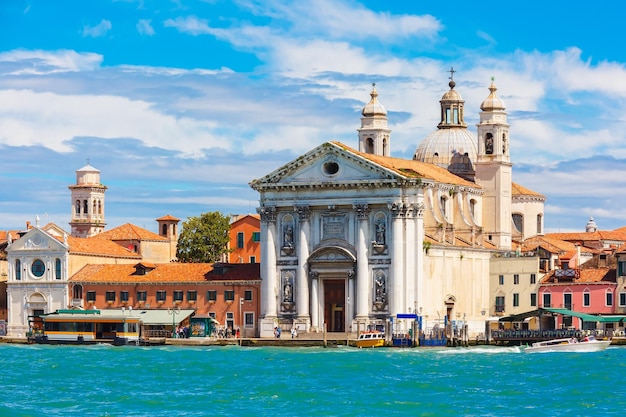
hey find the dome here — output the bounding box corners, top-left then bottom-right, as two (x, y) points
(585, 217), (598, 233)
(413, 127), (477, 179)
(361, 84), (387, 117)
(480, 79), (506, 111)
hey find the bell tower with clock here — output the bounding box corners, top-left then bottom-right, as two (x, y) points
(68, 162), (108, 238)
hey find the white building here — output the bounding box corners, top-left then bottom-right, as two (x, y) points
(251, 76), (545, 338)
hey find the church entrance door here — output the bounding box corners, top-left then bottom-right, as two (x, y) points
(324, 279), (345, 332)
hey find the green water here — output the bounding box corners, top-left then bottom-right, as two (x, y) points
(0, 344), (623, 416)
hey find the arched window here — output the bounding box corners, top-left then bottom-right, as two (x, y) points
(440, 195), (447, 218)
(15, 259), (21, 280)
(469, 199), (476, 218)
(162, 224), (167, 236)
(73, 284), (83, 300)
(513, 213), (523, 233)
(83, 200), (88, 214)
(537, 214), (543, 234)
(485, 133), (494, 154)
(366, 138), (374, 153)
(92, 200), (97, 215)
(55, 258), (62, 280)
(502, 133), (507, 154)
(382, 138), (387, 155)
(75, 200), (81, 214)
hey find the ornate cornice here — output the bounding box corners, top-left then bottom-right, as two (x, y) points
(257, 205), (277, 223)
(353, 203), (369, 220)
(295, 205), (311, 221)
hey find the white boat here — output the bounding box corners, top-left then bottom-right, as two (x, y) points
(524, 335), (611, 353)
(356, 331), (386, 348)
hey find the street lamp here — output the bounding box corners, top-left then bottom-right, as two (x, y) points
(168, 306), (180, 338)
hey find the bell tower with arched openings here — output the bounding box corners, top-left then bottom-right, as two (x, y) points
(68, 162), (108, 238)
(358, 83), (391, 156)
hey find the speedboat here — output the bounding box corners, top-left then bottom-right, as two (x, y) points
(356, 331), (385, 348)
(524, 335), (611, 353)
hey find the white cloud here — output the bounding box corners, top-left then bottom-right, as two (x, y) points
(137, 19), (155, 36)
(82, 19), (112, 38)
(0, 49), (103, 74)
(0, 89), (225, 155)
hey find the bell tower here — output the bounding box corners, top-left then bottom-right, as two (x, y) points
(68, 162), (108, 238)
(475, 79), (512, 250)
(358, 83), (391, 156)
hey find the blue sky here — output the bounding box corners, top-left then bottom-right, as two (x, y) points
(1, 0), (626, 234)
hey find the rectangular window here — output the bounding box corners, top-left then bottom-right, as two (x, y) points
(187, 290), (197, 302)
(607, 292), (613, 307)
(498, 275), (504, 285)
(530, 293), (537, 307)
(513, 274), (519, 285)
(530, 274), (536, 284)
(173, 290), (183, 302)
(620, 293), (626, 307)
(207, 290), (217, 302)
(237, 232), (244, 248)
(156, 290), (167, 302)
(513, 293), (519, 307)
(120, 291), (129, 302)
(564, 293), (572, 310)
(137, 291), (147, 302)
(55, 259), (62, 280)
(244, 312), (254, 328)
(543, 293), (551, 308)
(619, 261), (626, 276)
(86, 291), (96, 302)
(209, 312), (216, 320)
(252, 232), (261, 242)
(244, 290), (253, 301)
(224, 290), (235, 302)
(495, 296), (505, 313)
(583, 292), (590, 307)
(250, 256), (256, 264)
(105, 291), (116, 302)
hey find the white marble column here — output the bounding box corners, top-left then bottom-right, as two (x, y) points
(354, 204), (369, 319)
(310, 272), (320, 331)
(415, 203), (425, 313)
(296, 205), (311, 323)
(389, 202), (405, 316)
(258, 206), (278, 319)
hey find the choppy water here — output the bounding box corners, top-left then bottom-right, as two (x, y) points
(0, 343), (623, 416)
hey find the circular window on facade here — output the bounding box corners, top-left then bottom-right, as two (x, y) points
(322, 161), (340, 176)
(31, 259), (45, 277)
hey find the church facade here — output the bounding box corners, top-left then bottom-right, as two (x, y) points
(251, 76), (545, 337)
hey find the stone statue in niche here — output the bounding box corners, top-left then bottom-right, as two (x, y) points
(283, 278), (293, 303)
(282, 223), (295, 255)
(375, 220), (386, 245)
(375, 275), (386, 303)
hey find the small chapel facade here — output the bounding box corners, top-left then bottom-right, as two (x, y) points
(251, 76), (545, 338)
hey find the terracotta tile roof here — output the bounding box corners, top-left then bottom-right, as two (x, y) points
(65, 236), (141, 258)
(70, 262), (260, 283)
(93, 223), (167, 242)
(520, 235), (578, 254)
(546, 230), (626, 243)
(231, 214), (261, 225)
(511, 182), (545, 197)
(156, 214), (180, 221)
(333, 142), (478, 188)
(540, 253), (617, 284)
(0, 230), (20, 242)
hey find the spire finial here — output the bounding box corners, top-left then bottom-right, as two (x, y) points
(86, 157), (90, 166)
(448, 66), (456, 89)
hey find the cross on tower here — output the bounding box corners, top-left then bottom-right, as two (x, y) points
(448, 66), (456, 81)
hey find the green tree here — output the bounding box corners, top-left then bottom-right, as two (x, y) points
(176, 211), (232, 263)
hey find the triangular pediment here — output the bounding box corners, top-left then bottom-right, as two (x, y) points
(250, 142), (403, 190)
(6, 227), (67, 253)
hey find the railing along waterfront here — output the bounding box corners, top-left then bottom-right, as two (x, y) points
(491, 329), (609, 345)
